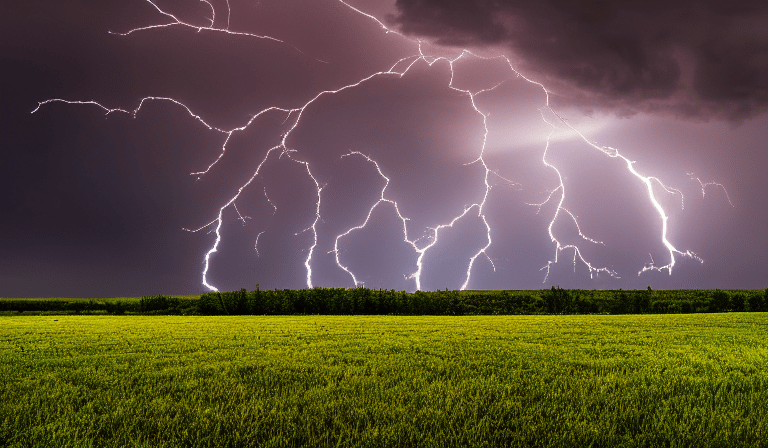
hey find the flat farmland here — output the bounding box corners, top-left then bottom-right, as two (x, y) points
(1, 314), (767, 447)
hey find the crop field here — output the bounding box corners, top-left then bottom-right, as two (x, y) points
(1, 314), (767, 447)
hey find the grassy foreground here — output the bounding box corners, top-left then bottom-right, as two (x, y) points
(1, 314), (767, 447)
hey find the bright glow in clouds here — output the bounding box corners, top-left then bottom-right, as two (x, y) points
(30, 0), (737, 293)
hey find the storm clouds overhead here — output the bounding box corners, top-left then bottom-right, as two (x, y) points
(390, 0), (768, 120)
(1, 0), (765, 297)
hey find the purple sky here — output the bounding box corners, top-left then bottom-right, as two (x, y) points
(1, 0), (766, 297)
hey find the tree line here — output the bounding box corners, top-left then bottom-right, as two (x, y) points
(2, 287), (766, 315)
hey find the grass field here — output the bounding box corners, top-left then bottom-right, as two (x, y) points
(1, 314), (767, 447)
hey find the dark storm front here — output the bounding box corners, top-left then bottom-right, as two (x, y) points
(4, 0), (761, 298)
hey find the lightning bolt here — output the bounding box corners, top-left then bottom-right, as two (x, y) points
(552, 121), (705, 277)
(688, 173), (735, 207)
(32, 0), (733, 292)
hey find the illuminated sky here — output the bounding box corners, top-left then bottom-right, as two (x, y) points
(1, 0), (766, 297)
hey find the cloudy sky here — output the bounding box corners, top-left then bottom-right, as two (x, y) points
(2, 0), (766, 297)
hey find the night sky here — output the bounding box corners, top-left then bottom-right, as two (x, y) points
(2, 0), (766, 298)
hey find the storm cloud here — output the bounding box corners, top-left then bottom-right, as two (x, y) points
(389, 0), (768, 120)
(2, 0), (765, 297)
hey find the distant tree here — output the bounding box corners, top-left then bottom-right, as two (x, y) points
(731, 292), (746, 312)
(680, 301), (692, 314)
(543, 286), (572, 313)
(710, 290), (731, 312)
(748, 290), (764, 312)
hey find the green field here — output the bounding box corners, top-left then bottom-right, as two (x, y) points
(2, 314), (767, 447)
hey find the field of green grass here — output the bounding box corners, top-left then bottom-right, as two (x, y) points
(2, 314), (767, 447)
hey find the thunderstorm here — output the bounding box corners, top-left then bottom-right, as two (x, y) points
(27, 0), (741, 294)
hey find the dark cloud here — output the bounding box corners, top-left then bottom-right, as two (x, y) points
(2, 0), (765, 297)
(390, 0), (768, 120)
